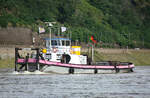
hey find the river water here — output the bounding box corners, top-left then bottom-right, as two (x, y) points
(0, 66), (150, 98)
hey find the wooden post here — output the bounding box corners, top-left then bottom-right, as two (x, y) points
(36, 48), (40, 71)
(25, 53), (29, 71)
(15, 48), (18, 71)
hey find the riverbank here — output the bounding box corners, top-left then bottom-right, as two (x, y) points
(82, 48), (150, 66)
(0, 48), (150, 69)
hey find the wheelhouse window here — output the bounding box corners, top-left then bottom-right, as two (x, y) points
(51, 40), (61, 46)
(62, 40), (65, 46)
(66, 41), (70, 46)
(51, 39), (71, 46)
(52, 40), (57, 46)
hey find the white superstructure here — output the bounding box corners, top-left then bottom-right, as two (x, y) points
(42, 38), (87, 64)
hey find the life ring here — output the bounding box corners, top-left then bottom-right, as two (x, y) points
(53, 47), (57, 53)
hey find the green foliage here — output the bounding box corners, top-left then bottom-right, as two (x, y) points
(0, 0), (150, 48)
(71, 27), (91, 43)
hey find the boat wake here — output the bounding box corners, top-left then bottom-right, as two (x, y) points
(12, 70), (49, 75)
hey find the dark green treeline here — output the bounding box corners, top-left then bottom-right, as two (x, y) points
(0, 0), (150, 48)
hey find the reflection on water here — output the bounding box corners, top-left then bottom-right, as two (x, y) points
(0, 66), (150, 98)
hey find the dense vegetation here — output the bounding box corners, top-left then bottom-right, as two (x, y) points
(0, 0), (150, 48)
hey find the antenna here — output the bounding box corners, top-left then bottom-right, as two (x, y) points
(44, 22), (56, 48)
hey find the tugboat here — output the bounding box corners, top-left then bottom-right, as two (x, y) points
(14, 23), (134, 74)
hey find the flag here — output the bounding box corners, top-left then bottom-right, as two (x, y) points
(61, 27), (67, 32)
(90, 36), (97, 43)
(90, 36), (94, 41)
(39, 27), (45, 33)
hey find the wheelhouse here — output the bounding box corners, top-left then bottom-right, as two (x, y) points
(44, 38), (71, 48)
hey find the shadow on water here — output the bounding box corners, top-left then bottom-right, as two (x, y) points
(0, 66), (150, 98)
